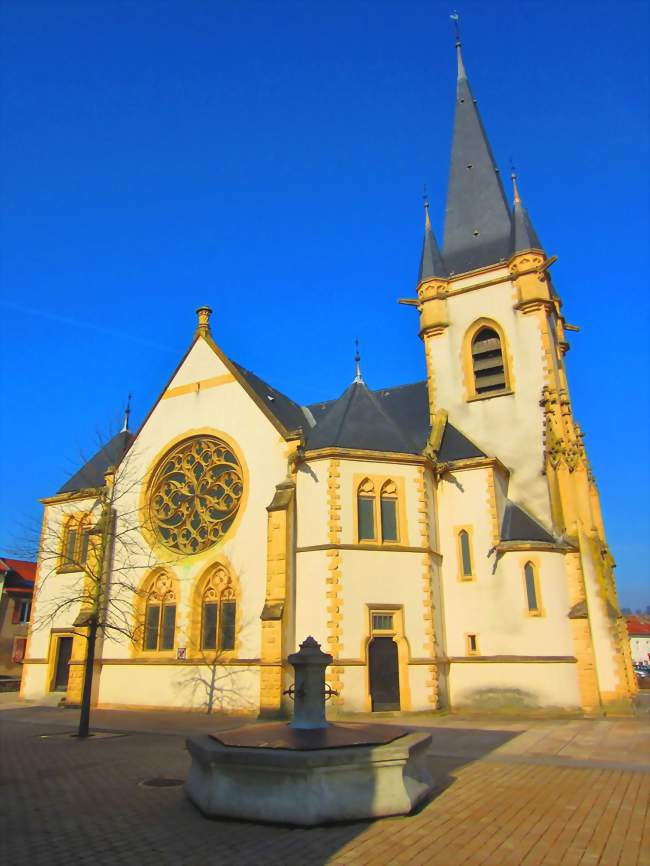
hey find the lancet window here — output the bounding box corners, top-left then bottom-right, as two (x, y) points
(357, 479), (376, 542)
(457, 528), (474, 579)
(59, 514), (92, 572)
(524, 561), (542, 615)
(379, 481), (399, 542)
(200, 566), (237, 653)
(471, 327), (507, 394)
(143, 572), (177, 652)
(356, 477), (402, 544)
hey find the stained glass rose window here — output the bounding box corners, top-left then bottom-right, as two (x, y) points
(148, 436), (243, 554)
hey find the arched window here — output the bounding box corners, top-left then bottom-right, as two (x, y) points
(458, 529), (473, 579)
(357, 479), (376, 542)
(200, 566), (237, 652)
(60, 515), (92, 572)
(471, 327), (507, 395)
(380, 481), (399, 543)
(524, 561), (541, 614)
(143, 572), (176, 651)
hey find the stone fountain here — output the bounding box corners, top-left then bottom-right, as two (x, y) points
(185, 637), (434, 825)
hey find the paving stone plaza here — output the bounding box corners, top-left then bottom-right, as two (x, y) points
(1, 699), (649, 866)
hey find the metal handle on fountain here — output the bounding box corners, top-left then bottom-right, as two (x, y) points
(286, 636), (335, 730)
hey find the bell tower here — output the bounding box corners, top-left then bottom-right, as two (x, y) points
(403, 34), (636, 709)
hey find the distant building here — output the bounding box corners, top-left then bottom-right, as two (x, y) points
(23, 38), (636, 715)
(0, 558), (35, 679)
(626, 617), (650, 664)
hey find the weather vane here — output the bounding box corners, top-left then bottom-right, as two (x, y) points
(450, 11), (461, 46)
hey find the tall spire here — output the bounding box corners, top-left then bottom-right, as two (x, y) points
(442, 27), (512, 275)
(418, 194), (447, 282)
(510, 171), (543, 254)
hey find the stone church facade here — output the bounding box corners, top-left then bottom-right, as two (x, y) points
(22, 42), (636, 715)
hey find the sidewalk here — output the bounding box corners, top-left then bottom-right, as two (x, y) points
(2, 699), (649, 865)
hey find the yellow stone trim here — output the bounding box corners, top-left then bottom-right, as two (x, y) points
(45, 629), (77, 695)
(259, 480), (295, 717)
(361, 605), (412, 712)
(326, 460), (344, 702)
(461, 317), (515, 402)
(424, 334), (437, 423)
(521, 556), (546, 618)
(130, 566), (181, 659)
(186, 558), (241, 660)
(485, 468), (500, 548)
(57, 510), (92, 574)
(454, 525), (476, 582)
(415, 467), (438, 708)
(449, 654), (575, 664)
(352, 474), (408, 546)
(40, 488), (102, 505)
(161, 373), (236, 400)
(296, 543), (441, 556)
(305, 448), (426, 465)
(565, 551), (600, 711)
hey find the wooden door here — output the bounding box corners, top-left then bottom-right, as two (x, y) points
(53, 637), (73, 691)
(369, 637), (400, 711)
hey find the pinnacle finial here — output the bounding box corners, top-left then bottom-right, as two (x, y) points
(511, 170), (521, 206)
(353, 337), (363, 384)
(195, 305), (213, 338)
(121, 393), (132, 433)
(423, 186), (431, 230)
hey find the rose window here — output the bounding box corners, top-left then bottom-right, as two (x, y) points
(148, 436), (243, 554)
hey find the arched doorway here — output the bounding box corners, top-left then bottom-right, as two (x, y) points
(368, 637), (400, 711)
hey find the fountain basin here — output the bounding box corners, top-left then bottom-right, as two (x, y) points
(185, 725), (433, 825)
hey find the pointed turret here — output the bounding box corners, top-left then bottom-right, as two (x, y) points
(442, 40), (512, 275)
(510, 173), (543, 255)
(418, 198), (447, 282)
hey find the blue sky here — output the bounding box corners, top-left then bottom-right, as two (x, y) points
(1, 1), (648, 608)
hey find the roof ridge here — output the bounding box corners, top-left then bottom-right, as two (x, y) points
(372, 380), (427, 394)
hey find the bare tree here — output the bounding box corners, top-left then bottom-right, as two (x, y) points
(25, 439), (164, 738)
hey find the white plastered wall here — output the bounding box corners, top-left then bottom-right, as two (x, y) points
(27, 336), (289, 709)
(427, 272), (552, 525)
(450, 662), (580, 709)
(22, 497), (97, 700)
(97, 663), (260, 712)
(435, 463), (580, 708)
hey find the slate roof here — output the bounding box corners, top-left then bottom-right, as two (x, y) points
(437, 422), (485, 462)
(419, 206), (447, 282)
(57, 430), (135, 494)
(500, 501), (555, 544)
(511, 196), (543, 255)
(306, 381), (422, 454)
(233, 362), (308, 434)
(442, 44), (512, 275)
(307, 379), (484, 460)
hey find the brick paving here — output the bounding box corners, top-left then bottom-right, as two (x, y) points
(1, 705), (648, 866)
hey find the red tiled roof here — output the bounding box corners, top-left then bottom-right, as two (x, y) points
(0, 557), (36, 585)
(626, 616), (650, 636)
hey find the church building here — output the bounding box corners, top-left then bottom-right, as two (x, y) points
(22, 40), (636, 716)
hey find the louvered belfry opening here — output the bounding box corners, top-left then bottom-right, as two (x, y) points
(471, 327), (506, 394)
